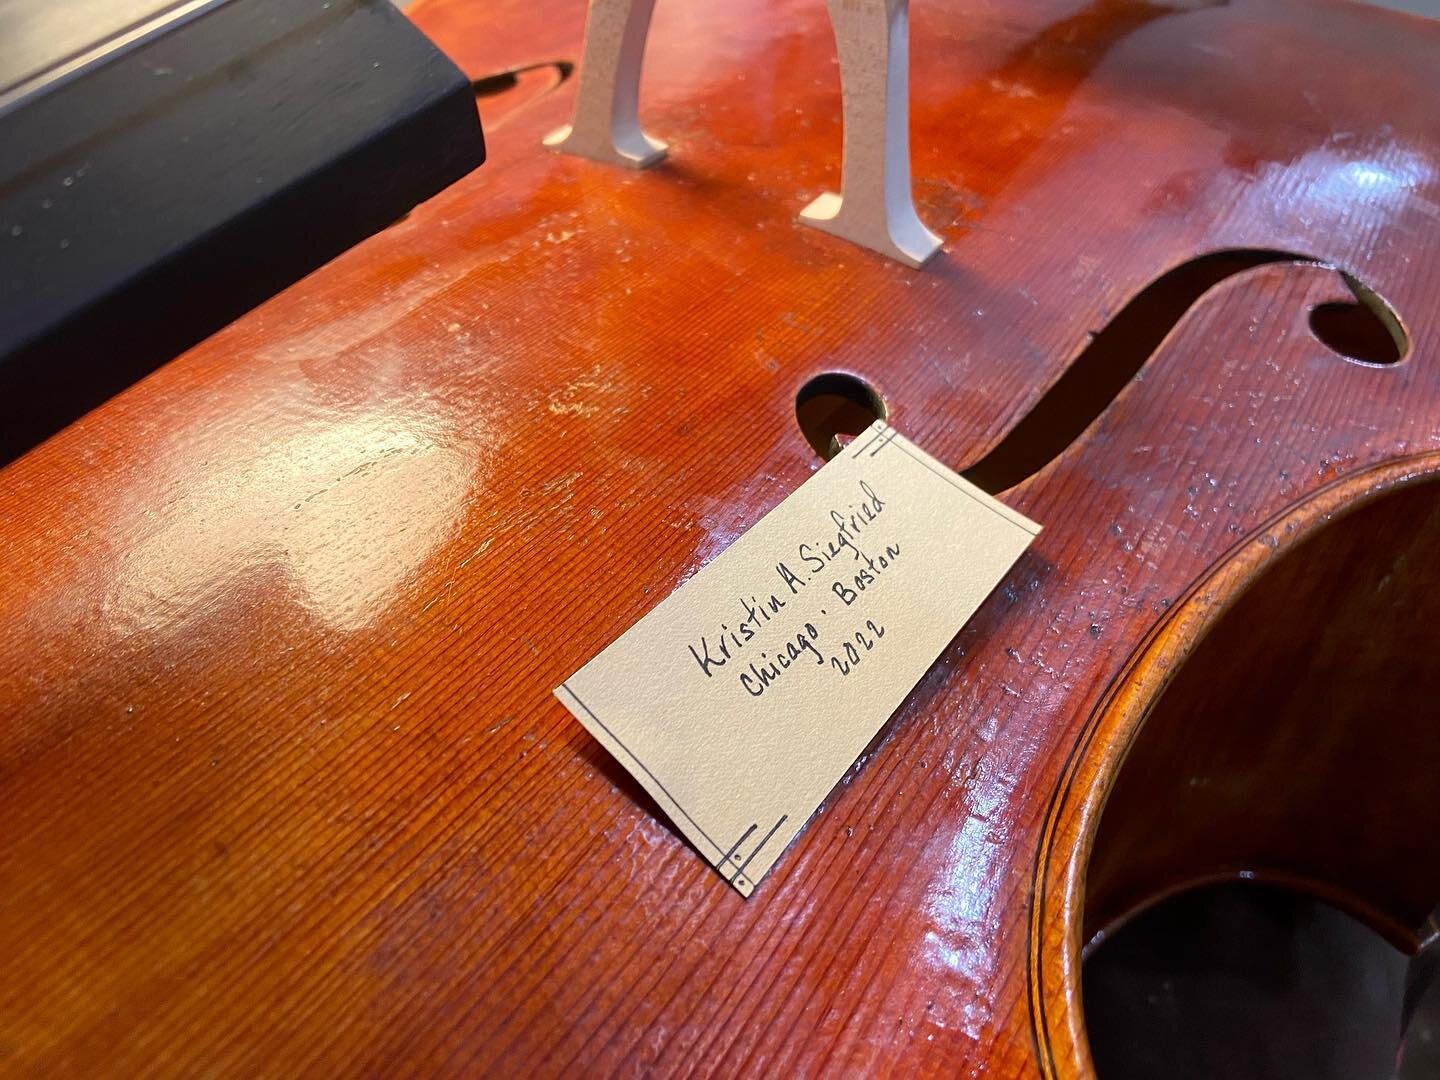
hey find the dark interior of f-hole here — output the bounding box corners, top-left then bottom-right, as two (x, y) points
(1081, 476), (1440, 1079)
(795, 372), (887, 460)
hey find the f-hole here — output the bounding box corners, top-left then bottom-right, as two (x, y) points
(1309, 273), (1408, 367)
(962, 250), (1408, 495)
(795, 372), (888, 460)
(472, 61), (575, 129)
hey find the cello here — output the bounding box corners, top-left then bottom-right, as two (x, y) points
(2, 0), (1438, 1073)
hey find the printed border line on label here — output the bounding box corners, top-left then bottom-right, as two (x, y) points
(851, 421), (895, 459)
(718, 824), (758, 876)
(557, 682), (730, 863)
(851, 423), (1040, 537)
(725, 814), (789, 890)
(897, 439), (1042, 536)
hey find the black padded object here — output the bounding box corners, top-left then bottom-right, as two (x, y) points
(0, 0), (485, 462)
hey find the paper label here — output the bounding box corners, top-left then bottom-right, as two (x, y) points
(555, 421), (1039, 896)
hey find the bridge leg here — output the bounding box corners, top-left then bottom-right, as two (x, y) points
(544, 0), (668, 168)
(800, 0), (942, 268)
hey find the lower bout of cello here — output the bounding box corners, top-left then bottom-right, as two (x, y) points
(1033, 454), (1440, 1077)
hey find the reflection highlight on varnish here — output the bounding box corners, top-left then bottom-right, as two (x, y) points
(914, 721), (1027, 1043)
(1229, 141), (1436, 232)
(109, 408), (472, 636)
(1309, 147), (1433, 210)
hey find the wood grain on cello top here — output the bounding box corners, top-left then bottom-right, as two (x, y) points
(1, 0), (1439, 1074)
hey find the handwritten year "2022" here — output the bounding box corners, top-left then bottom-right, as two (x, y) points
(830, 618), (886, 676)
